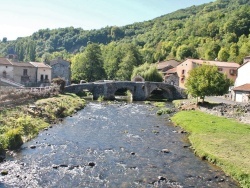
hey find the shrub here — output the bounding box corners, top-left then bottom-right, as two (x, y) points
(5, 129), (23, 150)
(156, 108), (172, 115)
(97, 95), (105, 102)
(52, 77), (66, 92)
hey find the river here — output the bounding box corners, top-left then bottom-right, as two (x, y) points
(0, 102), (239, 187)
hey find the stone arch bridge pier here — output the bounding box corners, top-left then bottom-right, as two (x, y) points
(64, 81), (186, 101)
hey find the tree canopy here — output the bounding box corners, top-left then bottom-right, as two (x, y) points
(185, 64), (232, 102)
(131, 63), (163, 82)
(71, 43), (105, 82)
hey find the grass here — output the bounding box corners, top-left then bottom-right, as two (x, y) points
(0, 93), (85, 150)
(171, 110), (250, 188)
(153, 102), (166, 108)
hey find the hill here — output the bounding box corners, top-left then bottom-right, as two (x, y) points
(0, 0), (249, 65)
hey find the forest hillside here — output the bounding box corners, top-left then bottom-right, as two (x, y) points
(0, 0), (249, 72)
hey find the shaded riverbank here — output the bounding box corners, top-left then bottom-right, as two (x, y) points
(0, 102), (239, 187)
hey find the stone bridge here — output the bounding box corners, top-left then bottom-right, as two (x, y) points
(64, 81), (186, 101)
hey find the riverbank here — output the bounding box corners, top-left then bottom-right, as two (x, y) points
(0, 93), (85, 157)
(171, 105), (250, 188)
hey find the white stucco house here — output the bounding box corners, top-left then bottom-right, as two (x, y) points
(30, 62), (52, 87)
(232, 57), (250, 102)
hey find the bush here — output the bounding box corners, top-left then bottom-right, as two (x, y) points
(156, 108), (172, 115)
(5, 129), (23, 150)
(52, 77), (66, 92)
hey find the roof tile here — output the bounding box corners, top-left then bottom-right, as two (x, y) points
(233, 84), (250, 91)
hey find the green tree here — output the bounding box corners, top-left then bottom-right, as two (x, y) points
(102, 42), (122, 79)
(218, 47), (230, 61)
(131, 63), (163, 82)
(176, 44), (194, 60)
(116, 51), (137, 80)
(71, 43), (105, 82)
(205, 42), (221, 60)
(185, 64), (232, 103)
(228, 43), (239, 62)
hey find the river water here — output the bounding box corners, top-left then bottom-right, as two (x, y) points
(0, 102), (239, 188)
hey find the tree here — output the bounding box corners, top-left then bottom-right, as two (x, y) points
(185, 64), (232, 103)
(176, 44), (195, 60)
(131, 63), (163, 82)
(116, 51), (137, 80)
(71, 43), (105, 82)
(218, 47), (230, 61)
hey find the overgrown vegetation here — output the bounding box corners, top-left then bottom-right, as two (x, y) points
(0, 93), (85, 151)
(97, 95), (105, 102)
(131, 63), (163, 82)
(171, 110), (250, 188)
(156, 108), (172, 115)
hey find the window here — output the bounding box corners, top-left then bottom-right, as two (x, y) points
(218, 68), (223, 71)
(23, 69), (28, 76)
(182, 69), (185, 74)
(45, 75), (48, 80)
(2, 71), (6, 78)
(230, 69), (236, 75)
(40, 74), (44, 81)
(181, 77), (185, 83)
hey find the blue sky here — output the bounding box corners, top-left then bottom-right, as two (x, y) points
(0, 0), (215, 40)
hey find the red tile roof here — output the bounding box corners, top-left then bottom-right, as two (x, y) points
(165, 68), (177, 74)
(30, 62), (51, 68)
(157, 59), (180, 70)
(0, 57), (12, 65)
(233, 84), (250, 91)
(12, 62), (35, 67)
(184, 59), (240, 68)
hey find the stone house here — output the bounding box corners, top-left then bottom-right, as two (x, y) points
(0, 56), (53, 87)
(164, 68), (179, 86)
(30, 62), (52, 87)
(49, 57), (71, 85)
(12, 62), (37, 85)
(157, 59), (180, 76)
(176, 59), (239, 88)
(0, 57), (14, 80)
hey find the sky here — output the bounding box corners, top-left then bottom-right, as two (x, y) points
(0, 0), (215, 41)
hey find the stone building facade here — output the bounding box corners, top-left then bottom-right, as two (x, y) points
(50, 57), (71, 85)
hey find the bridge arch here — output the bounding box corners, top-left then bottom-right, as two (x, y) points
(113, 86), (134, 101)
(147, 83), (174, 100)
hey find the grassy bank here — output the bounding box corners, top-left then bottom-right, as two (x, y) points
(0, 93), (85, 151)
(171, 110), (250, 188)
